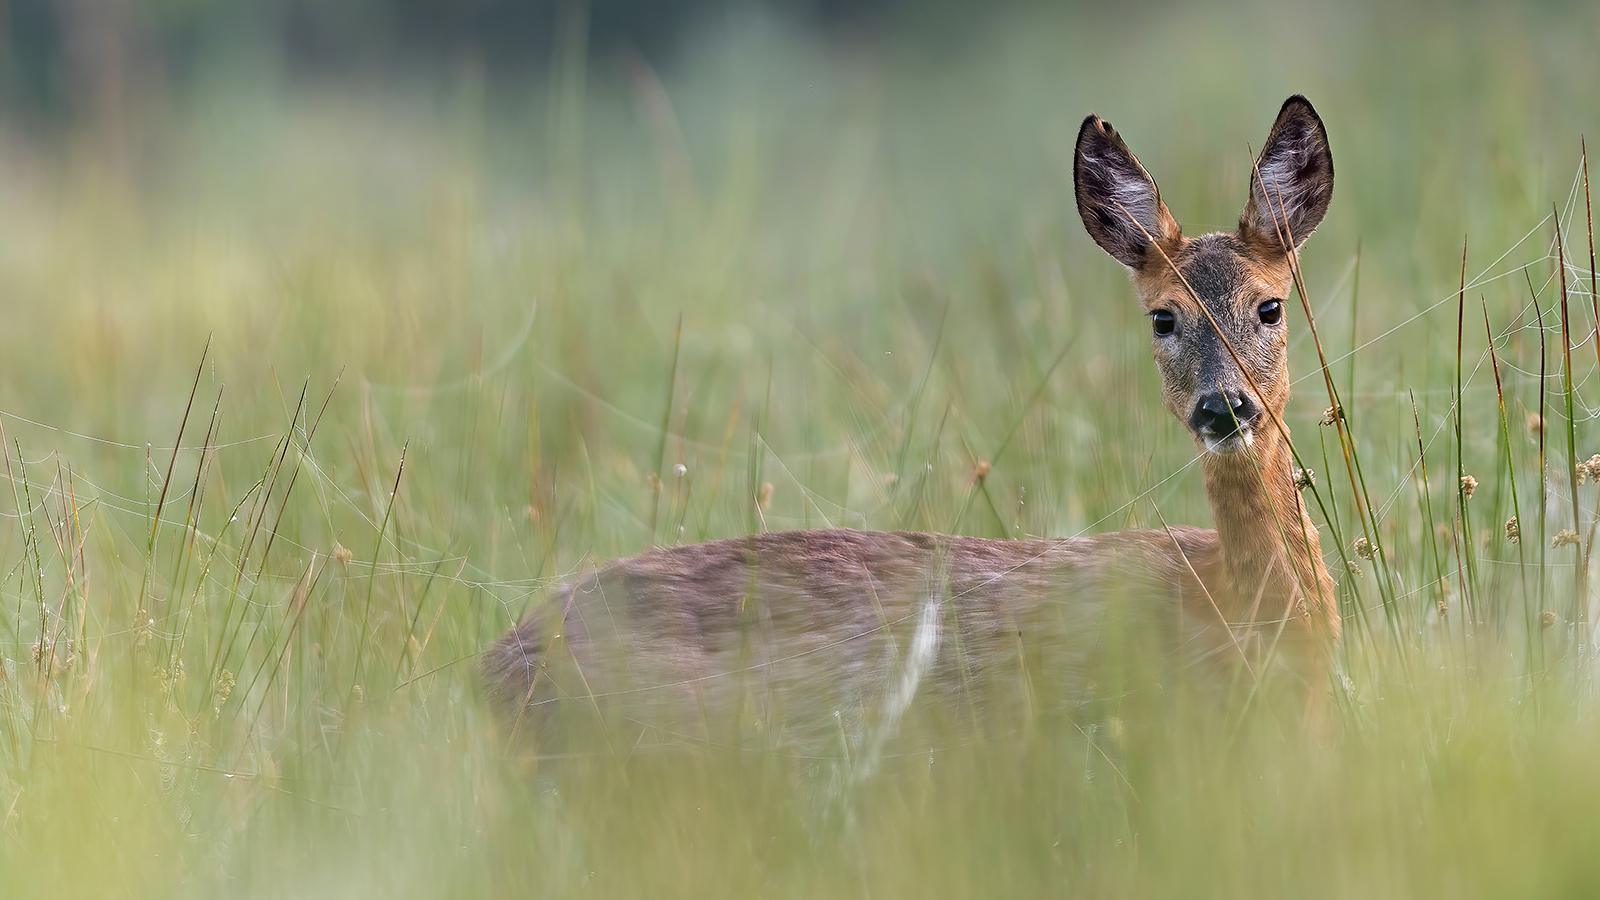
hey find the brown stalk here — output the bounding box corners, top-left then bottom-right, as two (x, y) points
(1555, 210), (1587, 616)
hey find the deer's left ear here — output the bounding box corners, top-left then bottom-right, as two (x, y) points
(1239, 96), (1333, 252)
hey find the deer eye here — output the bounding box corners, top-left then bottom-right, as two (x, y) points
(1151, 309), (1177, 337)
(1258, 299), (1284, 325)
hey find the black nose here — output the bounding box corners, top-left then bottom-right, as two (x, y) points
(1191, 391), (1260, 437)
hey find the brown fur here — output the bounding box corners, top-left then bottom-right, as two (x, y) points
(484, 96), (1341, 749)
(483, 527), (1236, 750)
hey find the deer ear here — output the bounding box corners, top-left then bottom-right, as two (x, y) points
(1240, 96), (1333, 252)
(1074, 115), (1180, 270)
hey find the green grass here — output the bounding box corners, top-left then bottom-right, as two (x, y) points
(5, 1), (1600, 896)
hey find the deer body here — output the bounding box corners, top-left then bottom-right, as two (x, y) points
(484, 526), (1234, 746)
(485, 96), (1342, 748)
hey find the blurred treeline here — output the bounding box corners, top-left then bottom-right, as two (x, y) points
(0, 0), (951, 123)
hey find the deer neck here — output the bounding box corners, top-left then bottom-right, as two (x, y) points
(1201, 424), (1338, 637)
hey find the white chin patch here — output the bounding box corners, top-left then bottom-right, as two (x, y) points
(1203, 429), (1254, 455)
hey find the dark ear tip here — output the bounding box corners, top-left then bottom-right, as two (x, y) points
(1076, 114), (1107, 143)
(1278, 95), (1323, 124)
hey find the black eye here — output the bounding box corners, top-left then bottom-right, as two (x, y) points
(1151, 309), (1176, 337)
(1258, 299), (1284, 325)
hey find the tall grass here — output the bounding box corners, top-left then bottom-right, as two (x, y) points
(4, 1), (1600, 896)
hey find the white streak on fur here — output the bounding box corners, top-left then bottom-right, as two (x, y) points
(853, 594), (942, 783)
(888, 598), (943, 729)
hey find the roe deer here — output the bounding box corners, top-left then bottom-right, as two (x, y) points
(484, 96), (1340, 753)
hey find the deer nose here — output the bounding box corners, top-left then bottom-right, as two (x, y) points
(1191, 391), (1260, 437)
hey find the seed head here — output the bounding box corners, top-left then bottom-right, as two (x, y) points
(213, 669), (237, 716)
(332, 542), (354, 565)
(1459, 474), (1477, 499)
(1527, 412), (1545, 435)
(1542, 610), (1560, 628)
(133, 609), (153, 649)
(159, 661), (186, 696)
(1578, 454), (1600, 484)
(1292, 467), (1316, 490)
(1504, 515), (1521, 544)
(972, 460), (992, 484)
(1105, 716), (1126, 744)
(1352, 536), (1376, 560)
(1319, 405), (1344, 427)
(758, 482), (774, 510)
(1553, 528), (1580, 548)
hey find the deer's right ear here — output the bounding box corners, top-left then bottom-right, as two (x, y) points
(1074, 115), (1180, 270)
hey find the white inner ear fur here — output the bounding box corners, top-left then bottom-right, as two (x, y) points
(1252, 129), (1326, 243)
(1085, 149), (1165, 238)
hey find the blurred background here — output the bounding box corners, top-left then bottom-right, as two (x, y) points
(2, 0), (1594, 549)
(6, 1), (1600, 897)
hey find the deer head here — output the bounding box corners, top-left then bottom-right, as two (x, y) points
(1073, 96), (1334, 456)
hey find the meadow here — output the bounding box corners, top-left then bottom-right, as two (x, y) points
(5, 1), (1600, 896)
